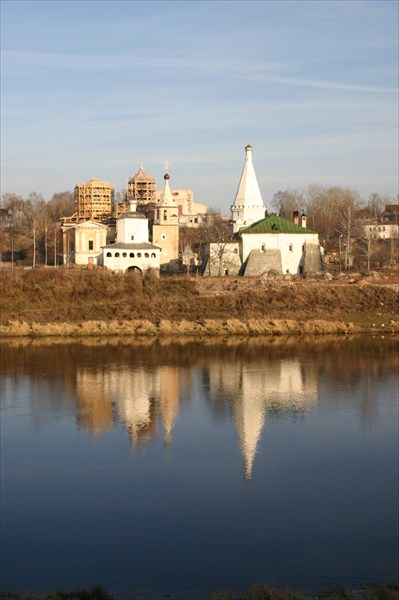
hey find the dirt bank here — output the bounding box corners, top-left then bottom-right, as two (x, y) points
(1, 269), (398, 337)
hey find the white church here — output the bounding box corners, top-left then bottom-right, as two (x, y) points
(202, 144), (325, 277)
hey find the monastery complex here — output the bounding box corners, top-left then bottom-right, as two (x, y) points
(61, 145), (325, 276)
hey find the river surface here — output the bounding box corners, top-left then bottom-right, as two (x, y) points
(1, 336), (398, 597)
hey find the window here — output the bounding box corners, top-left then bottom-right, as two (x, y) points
(144, 253), (149, 258)
(129, 253), (135, 258)
(289, 244), (293, 252)
(115, 252), (120, 257)
(131, 235), (134, 241)
(122, 252), (127, 257)
(151, 253), (156, 258)
(261, 243), (266, 252)
(106, 252), (112, 257)
(137, 252), (142, 258)
(88, 240), (94, 250)
(163, 210), (167, 221)
(161, 233), (166, 240)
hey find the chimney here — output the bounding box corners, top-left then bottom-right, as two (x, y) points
(301, 211), (307, 228)
(293, 210), (299, 225)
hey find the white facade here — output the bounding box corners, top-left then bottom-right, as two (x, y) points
(363, 223), (398, 240)
(62, 220), (108, 266)
(103, 243), (161, 273)
(230, 145), (266, 233)
(103, 200), (161, 273)
(241, 231), (320, 274)
(116, 203), (149, 244)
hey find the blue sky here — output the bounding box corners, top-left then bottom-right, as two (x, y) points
(1, 0), (398, 213)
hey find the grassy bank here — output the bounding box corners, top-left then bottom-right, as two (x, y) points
(1, 269), (398, 337)
(1, 584), (398, 600)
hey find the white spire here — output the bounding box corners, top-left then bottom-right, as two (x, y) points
(159, 161), (176, 207)
(231, 145), (266, 232)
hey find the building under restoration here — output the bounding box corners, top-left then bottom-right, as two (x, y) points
(71, 178), (115, 222)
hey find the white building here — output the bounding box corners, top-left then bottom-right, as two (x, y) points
(102, 200), (161, 274)
(240, 214), (323, 276)
(155, 188), (208, 227)
(230, 144), (267, 233)
(62, 220), (108, 266)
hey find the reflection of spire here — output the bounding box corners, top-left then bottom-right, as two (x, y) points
(234, 393), (266, 481)
(158, 367), (180, 447)
(207, 359), (319, 480)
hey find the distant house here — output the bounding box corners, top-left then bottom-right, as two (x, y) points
(362, 204), (399, 240)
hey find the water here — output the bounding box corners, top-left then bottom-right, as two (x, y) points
(1, 336), (398, 597)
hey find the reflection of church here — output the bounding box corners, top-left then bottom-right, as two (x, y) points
(74, 365), (181, 447)
(206, 359), (318, 480)
(73, 353), (319, 479)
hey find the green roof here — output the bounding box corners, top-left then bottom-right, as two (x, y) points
(239, 214), (315, 234)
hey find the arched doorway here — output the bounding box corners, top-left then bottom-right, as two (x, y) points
(126, 266), (143, 274)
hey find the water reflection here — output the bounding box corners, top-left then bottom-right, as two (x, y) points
(1, 335), (397, 480)
(204, 359), (318, 479)
(1, 335), (398, 594)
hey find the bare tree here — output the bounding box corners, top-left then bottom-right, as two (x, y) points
(336, 190), (362, 270)
(356, 228), (378, 272)
(23, 192), (47, 267)
(272, 189), (304, 219)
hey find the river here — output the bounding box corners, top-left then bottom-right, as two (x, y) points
(1, 335), (398, 597)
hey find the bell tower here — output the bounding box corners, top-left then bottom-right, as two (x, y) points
(152, 162), (180, 272)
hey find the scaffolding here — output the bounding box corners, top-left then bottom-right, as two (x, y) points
(72, 178), (114, 222)
(128, 165), (156, 205)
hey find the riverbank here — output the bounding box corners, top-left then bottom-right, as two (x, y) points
(1, 583), (398, 600)
(1, 269), (398, 337)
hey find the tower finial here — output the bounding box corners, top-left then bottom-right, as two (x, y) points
(164, 159), (169, 173)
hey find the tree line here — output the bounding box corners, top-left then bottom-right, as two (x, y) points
(0, 185), (397, 271)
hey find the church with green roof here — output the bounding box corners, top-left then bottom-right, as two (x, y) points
(202, 146), (325, 277)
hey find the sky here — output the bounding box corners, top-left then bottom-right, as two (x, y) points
(1, 0), (398, 214)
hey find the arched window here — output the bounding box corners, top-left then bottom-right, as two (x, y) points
(144, 252), (149, 258)
(122, 252), (127, 258)
(129, 252), (135, 258)
(106, 252), (112, 257)
(151, 253), (156, 258)
(163, 210), (167, 221)
(137, 252), (142, 258)
(289, 244), (293, 252)
(115, 252), (120, 257)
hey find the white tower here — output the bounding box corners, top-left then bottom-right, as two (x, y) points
(231, 145), (266, 233)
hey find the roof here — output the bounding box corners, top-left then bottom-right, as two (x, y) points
(239, 214), (315, 234)
(118, 210), (147, 219)
(231, 144), (264, 210)
(102, 242), (161, 250)
(130, 165), (156, 182)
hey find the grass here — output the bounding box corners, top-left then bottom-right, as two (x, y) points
(0, 269), (398, 336)
(1, 584), (398, 600)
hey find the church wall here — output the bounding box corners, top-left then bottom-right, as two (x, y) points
(152, 224), (179, 271)
(241, 232), (320, 275)
(117, 217), (149, 244)
(103, 248), (160, 273)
